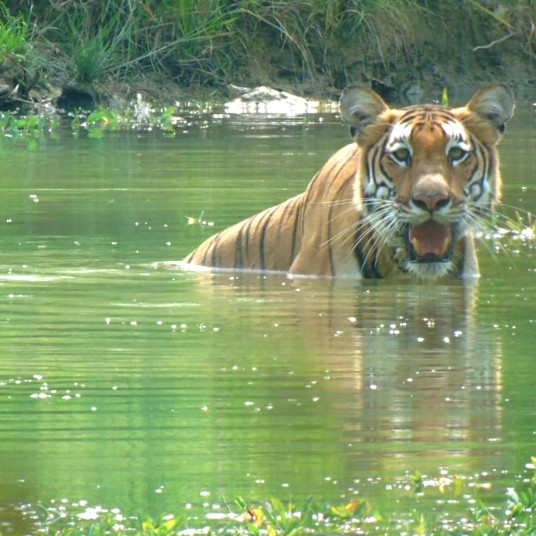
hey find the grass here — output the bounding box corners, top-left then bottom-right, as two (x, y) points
(45, 0), (147, 83)
(0, 0), (534, 101)
(0, 3), (31, 62)
(19, 459), (536, 535)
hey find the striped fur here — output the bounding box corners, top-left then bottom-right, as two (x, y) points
(183, 84), (514, 279)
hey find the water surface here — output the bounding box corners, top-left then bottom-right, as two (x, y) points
(0, 103), (534, 532)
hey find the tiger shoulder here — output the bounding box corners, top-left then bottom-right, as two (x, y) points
(182, 84), (514, 281)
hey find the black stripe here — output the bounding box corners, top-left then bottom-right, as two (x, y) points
(259, 208), (277, 271)
(234, 225), (244, 269)
(363, 147), (376, 195)
(242, 218), (255, 260)
(353, 239), (383, 279)
(201, 232), (220, 266)
(278, 198), (295, 225)
(327, 148), (359, 189)
(277, 197), (301, 263)
(400, 106), (453, 121)
(303, 149), (357, 208)
(327, 173), (356, 275)
(210, 233), (222, 267)
(454, 240), (466, 277)
(471, 144), (488, 202)
(375, 140), (386, 160)
(327, 205), (335, 276)
(290, 205), (301, 261)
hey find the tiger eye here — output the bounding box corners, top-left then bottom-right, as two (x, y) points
(449, 146), (466, 161)
(392, 148), (410, 163)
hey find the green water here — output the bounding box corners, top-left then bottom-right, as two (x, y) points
(0, 105), (534, 532)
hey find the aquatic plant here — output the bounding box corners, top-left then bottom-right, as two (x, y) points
(0, 110), (58, 138)
(24, 459), (536, 535)
(0, 94), (185, 140)
(70, 95), (183, 135)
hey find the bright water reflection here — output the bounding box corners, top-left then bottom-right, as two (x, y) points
(0, 104), (534, 532)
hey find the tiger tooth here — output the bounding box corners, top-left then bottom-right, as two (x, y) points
(438, 237), (450, 256)
(411, 237), (426, 257)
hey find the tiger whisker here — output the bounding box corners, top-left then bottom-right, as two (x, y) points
(463, 209), (516, 268)
(348, 207), (400, 268)
(319, 198), (357, 207)
(323, 199), (397, 250)
(321, 220), (360, 250)
(354, 229), (393, 271)
(493, 203), (534, 218)
(321, 206), (362, 249)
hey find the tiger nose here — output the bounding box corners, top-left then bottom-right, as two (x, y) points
(412, 192), (451, 212)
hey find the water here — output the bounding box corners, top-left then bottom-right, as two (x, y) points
(0, 103), (534, 532)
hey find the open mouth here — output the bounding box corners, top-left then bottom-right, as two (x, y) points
(406, 220), (453, 263)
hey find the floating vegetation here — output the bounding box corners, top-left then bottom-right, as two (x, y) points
(0, 110), (58, 138)
(19, 459), (536, 535)
(0, 94), (190, 140)
(70, 94), (186, 136)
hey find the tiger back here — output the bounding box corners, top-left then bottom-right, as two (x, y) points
(182, 84), (514, 280)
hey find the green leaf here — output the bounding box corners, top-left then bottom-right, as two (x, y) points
(270, 497), (285, 514)
(441, 87), (449, 106)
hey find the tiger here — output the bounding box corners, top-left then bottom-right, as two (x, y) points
(182, 83), (514, 280)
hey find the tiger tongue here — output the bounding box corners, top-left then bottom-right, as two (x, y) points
(409, 220), (452, 257)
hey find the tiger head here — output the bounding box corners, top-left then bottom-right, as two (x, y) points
(340, 84), (514, 279)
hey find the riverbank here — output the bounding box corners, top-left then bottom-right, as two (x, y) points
(0, 1), (534, 112)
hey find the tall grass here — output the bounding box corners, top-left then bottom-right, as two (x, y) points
(1, 0), (534, 91)
(0, 3), (31, 62)
(43, 1), (150, 83)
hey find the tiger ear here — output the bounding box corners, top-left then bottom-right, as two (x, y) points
(465, 84), (515, 137)
(340, 86), (389, 139)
